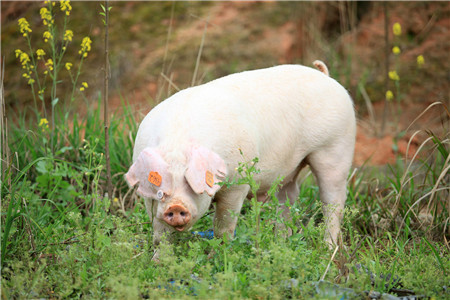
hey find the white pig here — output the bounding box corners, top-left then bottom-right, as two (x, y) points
(125, 62), (356, 253)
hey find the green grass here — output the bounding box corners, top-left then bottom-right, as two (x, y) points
(1, 106), (449, 298)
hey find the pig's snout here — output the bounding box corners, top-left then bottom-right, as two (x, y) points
(163, 204), (191, 231)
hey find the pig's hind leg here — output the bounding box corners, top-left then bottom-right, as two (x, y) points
(306, 143), (353, 247)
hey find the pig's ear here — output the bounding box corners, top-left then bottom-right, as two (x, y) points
(125, 148), (172, 199)
(185, 146), (227, 197)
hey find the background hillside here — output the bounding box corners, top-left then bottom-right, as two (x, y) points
(2, 1), (449, 164)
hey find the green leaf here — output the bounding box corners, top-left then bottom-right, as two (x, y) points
(36, 160), (49, 174)
(51, 97), (59, 107)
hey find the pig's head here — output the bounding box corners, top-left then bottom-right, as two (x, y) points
(125, 146), (227, 232)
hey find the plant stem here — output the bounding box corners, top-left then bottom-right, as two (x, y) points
(381, 2), (390, 137)
(104, 0), (112, 200)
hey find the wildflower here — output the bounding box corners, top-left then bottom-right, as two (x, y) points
(15, 49), (23, 58)
(38, 89), (44, 95)
(389, 70), (400, 81)
(392, 46), (401, 55)
(18, 52), (30, 68)
(63, 30), (73, 42)
(417, 55), (425, 68)
(65, 62), (73, 70)
(39, 118), (49, 130)
(393, 22), (402, 36)
(80, 82), (88, 91)
(60, 0), (72, 16)
(43, 31), (53, 43)
(28, 78), (35, 85)
(79, 37), (92, 58)
(40, 7), (53, 26)
(385, 90), (394, 101)
(45, 58), (54, 71)
(36, 49), (46, 59)
(18, 18), (32, 37)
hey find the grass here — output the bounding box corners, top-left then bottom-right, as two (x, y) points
(2, 1), (449, 299)
(1, 104), (449, 298)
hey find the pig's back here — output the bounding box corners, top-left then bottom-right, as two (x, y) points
(134, 65), (355, 177)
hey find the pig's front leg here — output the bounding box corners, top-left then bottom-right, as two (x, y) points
(213, 185), (250, 239)
(145, 199), (174, 261)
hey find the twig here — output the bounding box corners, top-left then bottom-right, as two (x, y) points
(39, 232), (87, 248)
(103, 0), (112, 201)
(381, 2), (389, 137)
(160, 72), (180, 92)
(191, 15), (209, 87)
(321, 245), (339, 281)
(122, 221), (152, 229)
(358, 83), (377, 136)
(1, 56), (11, 188)
(22, 198), (36, 252)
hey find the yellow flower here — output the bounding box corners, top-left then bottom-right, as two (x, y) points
(79, 37), (92, 57)
(63, 30), (73, 42)
(39, 118), (49, 130)
(65, 62), (73, 70)
(43, 31), (53, 43)
(18, 18), (32, 37)
(389, 70), (400, 81)
(393, 22), (402, 36)
(417, 55), (425, 68)
(60, 0), (72, 16)
(17, 51), (30, 67)
(80, 82), (88, 91)
(45, 58), (54, 71)
(392, 46), (401, 55)
(385, 90), (394, 101)
(28, 78), (35, 85)
(36, 49), (46, 59)
(40, 7), (53, 26)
